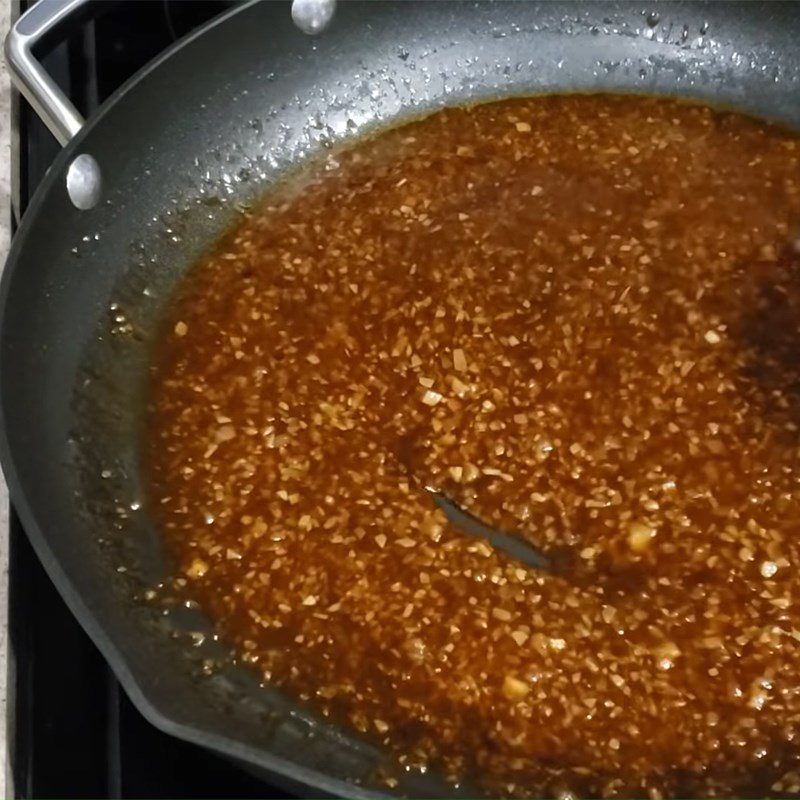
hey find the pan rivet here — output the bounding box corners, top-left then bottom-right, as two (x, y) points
(66, 153), (102, 210)
(291, 0), (336, 35)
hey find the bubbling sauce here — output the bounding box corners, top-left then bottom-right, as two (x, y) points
(147, 95), (800, 797)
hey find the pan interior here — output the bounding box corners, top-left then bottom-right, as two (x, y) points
(2, 1), (800, 795)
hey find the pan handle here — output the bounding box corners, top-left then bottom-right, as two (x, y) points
(5, 0), (91, 147)
(5, 0), (335, 211)
(6, 0), (336, 147)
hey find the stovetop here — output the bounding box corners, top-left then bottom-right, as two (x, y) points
(10, 3), (291, 796)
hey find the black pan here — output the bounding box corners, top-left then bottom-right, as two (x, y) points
(2, 1), (800, 795)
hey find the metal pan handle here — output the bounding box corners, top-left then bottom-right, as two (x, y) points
(5, 0), (90, 147)
(5, 0), (335, 210)
(5, 0), (337, 149)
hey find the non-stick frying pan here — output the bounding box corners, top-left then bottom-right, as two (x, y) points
(2, 1), (800, 795)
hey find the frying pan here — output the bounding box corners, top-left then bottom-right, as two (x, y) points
(2, 1), (800, 795)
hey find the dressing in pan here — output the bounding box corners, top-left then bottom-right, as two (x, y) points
(147, 94), (800, 798)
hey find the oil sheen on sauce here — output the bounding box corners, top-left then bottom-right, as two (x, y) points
(146, 95), (800, 798)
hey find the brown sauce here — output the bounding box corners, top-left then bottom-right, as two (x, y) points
(146, 95), (800, 797)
